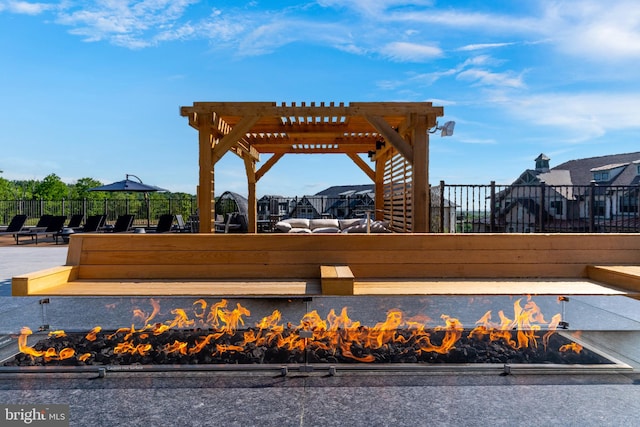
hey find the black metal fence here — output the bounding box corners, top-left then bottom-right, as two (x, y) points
(1, 182), (639, 233)
(437, 181), (639, 233)
(0, 197), (198, 227)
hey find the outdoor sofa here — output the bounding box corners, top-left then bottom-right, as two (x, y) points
(274, 217), (392, 233)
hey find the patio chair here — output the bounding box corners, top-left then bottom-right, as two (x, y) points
(54, 214), (106, 243)
(30, 214), (53, 230)
(173, 214), (190, 232)
(107, 214), (135, 233)
(220, 213), (243, 233)
(149, 214), (174, 233)
(15, 215), (67, 245)
(0, 214), (28, 236)
(77, 215), (106, 233)
(66, 214), (85, 229)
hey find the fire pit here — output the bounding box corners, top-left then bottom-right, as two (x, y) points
(2, 296), (630, 374)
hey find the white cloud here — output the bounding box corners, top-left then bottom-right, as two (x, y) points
(388, 9), (540, 33)
(457, 69), (525, 88)
(317, 0), (435, 16)
(550, 1), (640, 61)
(4, 1), (53, 15)
(380, 41), (442, 62)
(457, 42), (516, 51)
(504, 92), (640, 142)
(54, 0), (199, 48)
(458, 138), (497, 145)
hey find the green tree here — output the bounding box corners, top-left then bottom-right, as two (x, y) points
(13, 179), (38, 199)
(0, 177), (12, 200)
(33, 174), (69, 200)
(69, 177), (105, 199)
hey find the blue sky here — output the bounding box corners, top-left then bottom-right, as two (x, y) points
(1, 1), (639, 196)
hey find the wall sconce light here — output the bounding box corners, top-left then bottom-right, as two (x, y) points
(429, 121), (456, 137)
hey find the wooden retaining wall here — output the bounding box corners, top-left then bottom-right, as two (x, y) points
(12, 233), (640, 297)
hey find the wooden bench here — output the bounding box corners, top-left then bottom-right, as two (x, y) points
(321, 265), (355, 295)
(12, 233), (640, 297)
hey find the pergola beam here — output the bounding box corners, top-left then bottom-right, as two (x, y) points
(256, 153), (284, 182)
(346, 153), (375, 182)
(212, 115), (261, 164)
(363, 115), (413, 163)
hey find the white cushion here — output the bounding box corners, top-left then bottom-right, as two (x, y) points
(341, 224), (368, 233)
(370, 221), (392, 233)
(338, 218), (361, 230)
(283, 218), (310, 228)
(274, 221), (292, 232)
(288, 227), (312, 233)
(309, 219), (339, 230)
(341, 221), (391, 233)
(311, 227), (341, 233)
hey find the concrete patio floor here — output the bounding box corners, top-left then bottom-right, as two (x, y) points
(1, 243), (640, 427)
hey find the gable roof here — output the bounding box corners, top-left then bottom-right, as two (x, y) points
(314, 184), (374, 197)
(552, 152), (640, 185)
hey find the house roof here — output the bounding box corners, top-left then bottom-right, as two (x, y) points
(551, 152), (640, 185)
(535, 169), (573, 186)
(315, 184), (374, 197)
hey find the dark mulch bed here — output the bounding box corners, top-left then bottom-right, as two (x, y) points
(5, 328), (611, 367)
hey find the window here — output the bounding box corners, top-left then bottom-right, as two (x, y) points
(593, 200), (606, 217)
(619, 194), (639, 214)
(549, 200), (563, 215)
(593, 171), (609, 182)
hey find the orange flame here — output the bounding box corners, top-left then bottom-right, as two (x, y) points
(85, 326), (102, 341)
(18, 327), (75, 361)
(559, 342), (583, 354)
(17, 297), (573, 364)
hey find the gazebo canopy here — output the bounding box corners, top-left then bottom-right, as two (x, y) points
(180, 102), (445, 233)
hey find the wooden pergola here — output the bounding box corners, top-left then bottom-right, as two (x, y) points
(179, 102), (444, 233)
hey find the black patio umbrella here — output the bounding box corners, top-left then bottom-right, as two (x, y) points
(89, 174), (168, 227)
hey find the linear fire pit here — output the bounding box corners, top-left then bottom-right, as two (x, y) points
(1, 297), (633, 376)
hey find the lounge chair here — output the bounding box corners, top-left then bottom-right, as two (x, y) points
(66, 214), (85, 229)
(220, 213), (243, 233)
(148, 214), (174, 233)
(29, 214), (53, 230)
(54, 214), (106, 243)
(77, 215), (106, 233)
(15, 215), (67, 245)
(0, 215), (28, 236)
(173, 214), (190, 232)
(105, 214), (135, 233)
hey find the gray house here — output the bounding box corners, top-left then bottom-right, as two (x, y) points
(496, 152), (640, 232)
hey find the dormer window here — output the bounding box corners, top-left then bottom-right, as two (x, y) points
(637, 164), (640, 175)
(593, 171), (609, 182)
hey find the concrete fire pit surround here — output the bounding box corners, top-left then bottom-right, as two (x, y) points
(2, 245), (640, 426)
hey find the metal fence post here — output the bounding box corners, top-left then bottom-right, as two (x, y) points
(589, 181), (595, 233)
(439, 180), (445, 233)
(489, 181), (496, 232)
(539, 183), (545, 233)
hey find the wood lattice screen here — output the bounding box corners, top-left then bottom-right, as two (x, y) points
(383, 150), (413, 232)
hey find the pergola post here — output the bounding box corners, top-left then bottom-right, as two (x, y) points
(244, 157), (257, 233)
(197, 119), (215, 233)
(374, 154), (385, 221)
(411, 114), (430, 233)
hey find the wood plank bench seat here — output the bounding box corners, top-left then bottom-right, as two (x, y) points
(12, 233), (640, 297)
